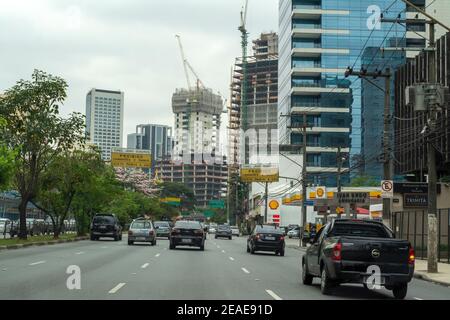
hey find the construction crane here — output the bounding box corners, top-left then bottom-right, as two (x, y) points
(175, 34), (205, 90)
(238, 0), (249, 131)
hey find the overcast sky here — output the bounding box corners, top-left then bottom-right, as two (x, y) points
(0, 0), (278, 148)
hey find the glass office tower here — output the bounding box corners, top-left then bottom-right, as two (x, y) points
(278, 0), (406, 186)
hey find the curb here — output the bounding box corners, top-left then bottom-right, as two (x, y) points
(414, 272), (450, 287)
(0, 236), (89, 251)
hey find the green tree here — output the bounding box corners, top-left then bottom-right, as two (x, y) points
(0, 70), (85, 239)
(0, 117), (16, 190)
(349, 175), (380, 187)
(34, 149), (105, 239)
(159, 182), (196, 212)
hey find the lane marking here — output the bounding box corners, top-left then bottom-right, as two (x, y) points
(229, 257), (235, 261)
(242, 267), (250, 274)
(266, 289), (282, 301)
(101, 246), (108, 249)
(141, 263), (150, 269)
(155, 253), (160, 257)
(414, 297), (424, 300)
(108, 283), (126, 294)
(75, 251), (85, 255)
(29, 261), (46, 266)
(221, 250), (226, 253)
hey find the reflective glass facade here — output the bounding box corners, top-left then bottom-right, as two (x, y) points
(278, 0), (406, 186)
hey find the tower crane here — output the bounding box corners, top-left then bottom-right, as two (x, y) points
(175, 34), (205, 90)
(238, 0), (249, 131)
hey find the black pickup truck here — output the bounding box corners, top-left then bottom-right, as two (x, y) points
(302, 219), (415, 299)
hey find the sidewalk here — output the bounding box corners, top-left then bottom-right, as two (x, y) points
(414, 259), (450, 287)
(285, 238), (450, 287)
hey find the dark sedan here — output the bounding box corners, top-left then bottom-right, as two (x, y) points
(169, 220), (205, 250)
(215, 225), (232, 240)
(247, 225), (285, 256)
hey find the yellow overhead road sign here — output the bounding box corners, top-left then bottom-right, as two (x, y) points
(111, 152), (152, 168)
(240, 167), (279, 183)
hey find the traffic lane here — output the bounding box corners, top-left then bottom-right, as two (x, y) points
(210, 236), (440, 300)
(107, 239), (274, 300)
(0, 235), (163, 299)
(0, 236), (123, 270)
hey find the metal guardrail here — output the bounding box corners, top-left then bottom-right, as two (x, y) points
(2, 220), (77, 238)
(391, 209), (450, 263)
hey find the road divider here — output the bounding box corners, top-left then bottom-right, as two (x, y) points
(108, 283), (126, 294)
(265, 289), (282, 300)
(29, 261), (46, 266)
(241, 268), (250, 274)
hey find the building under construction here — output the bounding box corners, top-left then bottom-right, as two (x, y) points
(229, 32), (279, 167)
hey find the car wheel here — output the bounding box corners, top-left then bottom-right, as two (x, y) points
(114, 235), (119, 241)
(119, 234), (122, 241)
(169, 242), (175, 250)
(128, 240), (133, 246)
(200, 245), (205, 251)
(90, 234), (95, 241)
(392, 284), (408, 300)
(246, 244), (250, 253)
(320, 267), (333, 295)
(302, 260), (313, 285)
(250, 244), (256, 254)
(279, 249), (285, 257)
(152, 239), (157, 246)
(229, 236), (232, 240)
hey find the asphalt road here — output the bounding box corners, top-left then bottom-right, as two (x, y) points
(0, 235), (449, 300)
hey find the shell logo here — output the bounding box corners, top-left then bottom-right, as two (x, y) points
(316, 188), (325, 198)
(269, 200), (279, 210)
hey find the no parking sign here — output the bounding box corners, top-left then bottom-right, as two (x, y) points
(381, 180), (394, 198)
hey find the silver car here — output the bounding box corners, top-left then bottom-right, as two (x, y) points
(231, 226), (240, 237)
(0, 218), (11, 236)
(128, 219), (156, 246)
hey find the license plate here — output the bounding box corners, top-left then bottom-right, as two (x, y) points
(265, 236), (275, 241)
(181, 239), (192, 243)
(136, 237), (146, 241)
(99, 226), (107, 229)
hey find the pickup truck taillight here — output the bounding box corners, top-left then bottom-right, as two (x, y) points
(194, 229), (204, 235)
(409, 247), (415, 265)
(149, 230), (154, 236)
(332, 243), (342, 261)
(171, 228), (181, 235)
(128, 230), (133, 236)
(255, 234), (261, 240)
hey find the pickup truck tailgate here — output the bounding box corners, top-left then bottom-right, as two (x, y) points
(339, 237), (411, 274)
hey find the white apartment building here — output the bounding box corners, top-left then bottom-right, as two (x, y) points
(85, 88), (124, 161)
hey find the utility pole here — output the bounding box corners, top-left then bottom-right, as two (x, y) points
(264, 182), (269, 224)
(337, 146), (343, 193)
(301, 113), (308, 247)
(345, 68), (392, 224)
(426, 21), (438, 274)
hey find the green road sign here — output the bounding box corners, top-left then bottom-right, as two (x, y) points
(209, 200), (225, 209)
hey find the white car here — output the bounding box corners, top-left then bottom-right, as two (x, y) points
(0, 218), (11, 235)
(287, 228), (300, 238)
(231, 226), (240, 237)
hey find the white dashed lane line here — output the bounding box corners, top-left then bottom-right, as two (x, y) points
(229, 257), (235, 261)
(75, 252), (84, 255)
(108, 283), (126, 294)
(414, 297), (424, 300)
(266, 289), (282, 300)
(221, 250), (226, 253)
(141, 263), (150, 269)
(155, 253), (161, 257)
(29, 261), (46, 266)
(241, 268), (250, 274)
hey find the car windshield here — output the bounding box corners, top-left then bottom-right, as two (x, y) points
(175, 221), (201, 229)
(93, 216), (115, 224)
(329, 223), (390, 238)
(255, 226), (283, 234)
(154, 222), (169, 227)
(131, 221), (151, 229)
(218, 225), (230, 230)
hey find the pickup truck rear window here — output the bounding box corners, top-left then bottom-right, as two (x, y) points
(328, 223), (391, 238)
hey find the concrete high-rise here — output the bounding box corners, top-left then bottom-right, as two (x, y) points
(172, 88), (222, 158)
(278, 0), (405, 186)
(85, 88), (124, 161)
